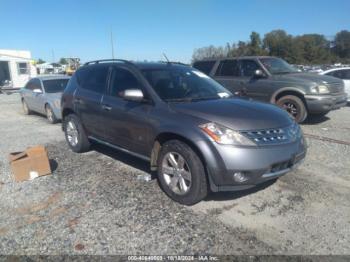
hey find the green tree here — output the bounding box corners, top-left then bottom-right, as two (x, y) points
(263, 30), (296, 62)
(248, 31), (266, 55)
(59, 58), (68, 65)
(36, 58), (45, 64)
(294, 34), (333, 64)
(333, 30), (350, 60)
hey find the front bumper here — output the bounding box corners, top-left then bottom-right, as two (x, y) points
(305, 92), (347, 113)
(196, 137), (306, 192)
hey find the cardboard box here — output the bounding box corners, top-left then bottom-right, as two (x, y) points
(9, 145), (51, 182)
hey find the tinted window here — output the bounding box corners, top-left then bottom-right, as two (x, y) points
(330, 69), (350, 80)
(142, 67), (232, 101)
(110, 67), (140, 97)
(43, 79), (69, 93)
(25, 79), (41, 90)
(240, 60), (260, 77)
(79, 66), (108, 93)
(216, 60), (240, 77)
(193, 61), (216, 75)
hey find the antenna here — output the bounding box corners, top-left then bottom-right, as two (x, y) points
(162, 53), (170, 63)
(111, 27), (115, 59)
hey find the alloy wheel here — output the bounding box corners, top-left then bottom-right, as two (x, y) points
(162, 152), (192, 195)
(46, 107), (54, 122)
(66, 121), (79, 146)
(282, 101), (299, 118)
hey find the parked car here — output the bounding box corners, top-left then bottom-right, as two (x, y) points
(20, 75), (70, 123)
(61, 59), (306, 205)
(193, 57), (347, 122)
(320, 67), (350, 102)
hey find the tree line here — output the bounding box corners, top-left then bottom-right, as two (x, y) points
(192, 30), (350, 65)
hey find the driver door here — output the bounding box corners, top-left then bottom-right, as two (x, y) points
(100, 66), (153, 156)
(238, 59), (270, 102)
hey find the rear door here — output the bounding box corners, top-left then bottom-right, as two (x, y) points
(74, 65), (109, 139)
(100, 66), (153, 156)
(26, 78), (44, 112)
(213, 59), (242, 95)
(238, 59), (270, 101)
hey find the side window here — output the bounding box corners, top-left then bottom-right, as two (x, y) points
(80, 66), (108, 94)
(343, 70), (350, 80)
(25, 79), (41, 90)
(32, 79), (42, 90)
(25, 80), (34, 90)
(216, 60), (240, 77)
(17, 62), (29, 75)
(240, 60), (260, 77)
(193, 61), (215, 75)
(110, 67), (140, 97)
(325, 71), (335, 77)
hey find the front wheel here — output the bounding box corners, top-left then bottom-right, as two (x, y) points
(276, 95), (307, 123)
(63, 114), (90, 153)
(46, 104), (58, 124)
(22, 99), (32, 115)
(157, 140), (208, 205)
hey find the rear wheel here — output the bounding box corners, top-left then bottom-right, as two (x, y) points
(45, 104), (58, 124)
(22, 99), (31, 115)
(157, 140), (208, 205)
(64, 114), (90, 153)
(276, 95), (307, 123)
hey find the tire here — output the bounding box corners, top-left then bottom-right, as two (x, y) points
(157, 140), (208, 205)
(45, 104), (58, 124)
(63, 114), (90, 153)
(276, 95), (307, 123)
(311, 111), (329, 118)
(22, 99), (32, 115)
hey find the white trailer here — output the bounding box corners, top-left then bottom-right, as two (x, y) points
(0, 49), (37, 92)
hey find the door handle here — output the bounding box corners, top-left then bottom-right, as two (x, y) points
(101, 104), (112, 111)
(73, 98), (83, 104)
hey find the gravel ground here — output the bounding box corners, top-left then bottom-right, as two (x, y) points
(0, 93), (349, 255)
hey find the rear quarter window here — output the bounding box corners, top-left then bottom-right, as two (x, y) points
(76, 66), (109, 94)
(192, 61), (216, 75)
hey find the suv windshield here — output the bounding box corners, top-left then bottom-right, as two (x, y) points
(259, 57), (298, 75)
(142, 67), (232, 102)
(43, 79), (69, 93)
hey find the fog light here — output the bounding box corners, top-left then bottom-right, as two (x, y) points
(233, 172), (248, 183)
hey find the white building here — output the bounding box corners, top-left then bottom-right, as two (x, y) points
(0, 49), (37, 90)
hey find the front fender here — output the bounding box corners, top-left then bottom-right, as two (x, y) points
(270, 87), (306, 103)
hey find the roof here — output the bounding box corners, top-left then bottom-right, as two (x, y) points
(321, 67), (350, 74)
(82, 60), (190, 70)
(34, 75), (71, 81)
(193, 56), (277, 62)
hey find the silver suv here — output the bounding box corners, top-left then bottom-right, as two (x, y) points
(61, 60), (306, 205)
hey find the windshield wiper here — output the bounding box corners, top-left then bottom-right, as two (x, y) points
(165, 96), (232, 103)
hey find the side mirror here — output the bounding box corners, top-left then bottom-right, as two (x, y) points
(253, 69), (265, 78)
(122, 89), (144, 102)
(33, 88), (42, 94)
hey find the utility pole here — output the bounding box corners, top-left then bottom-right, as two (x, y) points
(51, 49), (55, 63)
(110, 27), (115, 59)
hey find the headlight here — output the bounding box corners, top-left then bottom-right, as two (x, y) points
(288, 122), (302, 141)
(199, 123), (256, 146)
(310, 85), (329, 94)
(53, 100), (61, 108)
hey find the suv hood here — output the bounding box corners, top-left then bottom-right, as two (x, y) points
(170, 98), (293, 131)
(273, 73), (344, 93)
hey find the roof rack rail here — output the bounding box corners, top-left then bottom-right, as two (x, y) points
(160, 61), (189, 66)
(83, 59), (134, 66)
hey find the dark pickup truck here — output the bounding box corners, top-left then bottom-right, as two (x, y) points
(193, 56), (347, 122)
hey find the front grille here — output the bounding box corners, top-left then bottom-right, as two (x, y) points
(241, 125), (299, 145)
(326, 81), (344, 92)
(270, 160), (292, 172)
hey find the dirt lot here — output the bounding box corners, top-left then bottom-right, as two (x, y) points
(0, 93), (349, 255)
